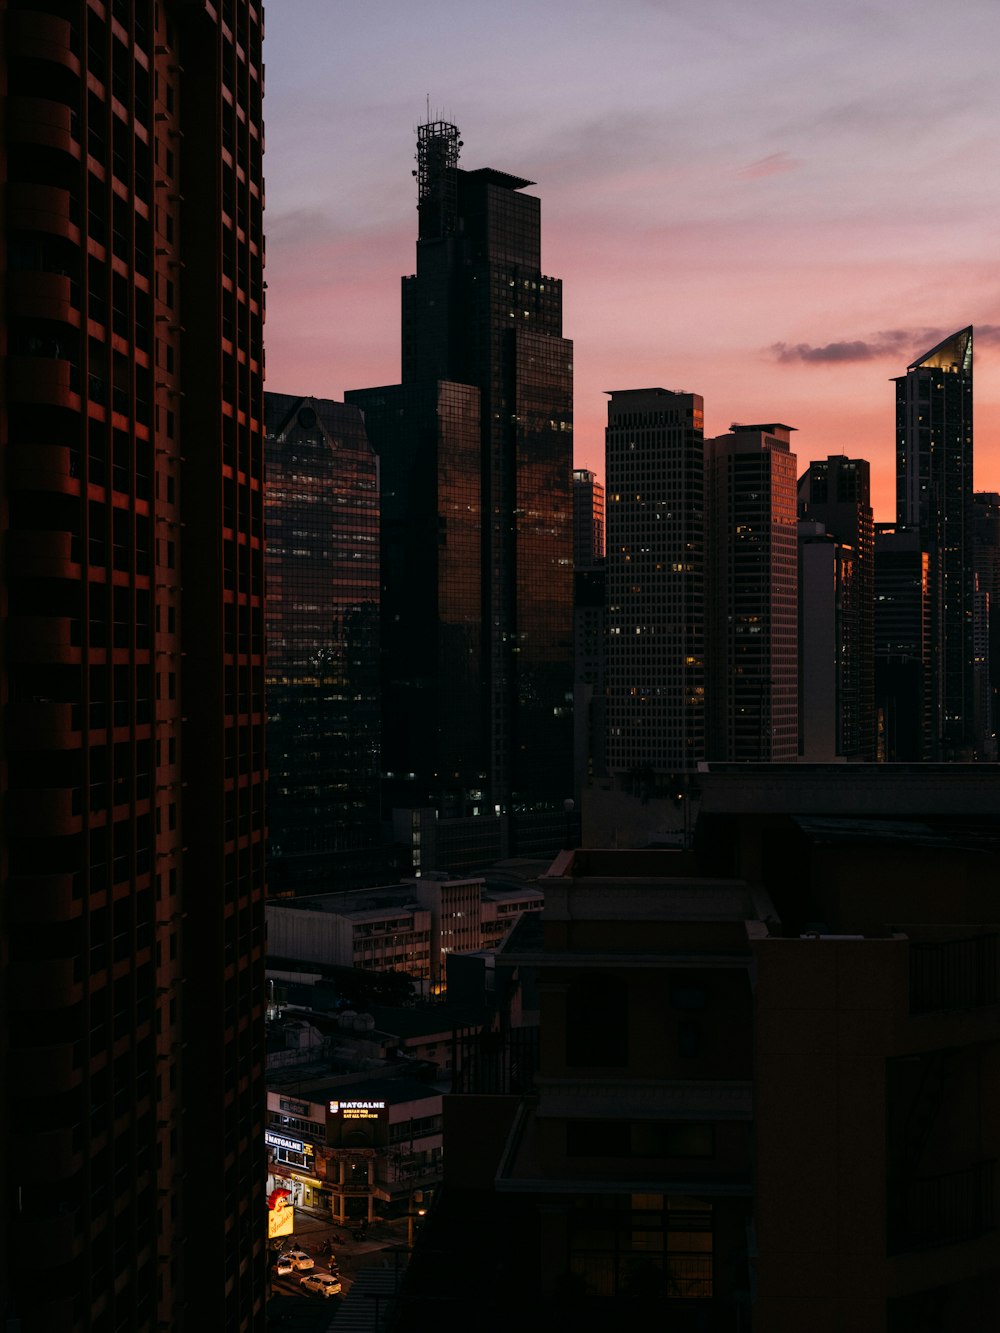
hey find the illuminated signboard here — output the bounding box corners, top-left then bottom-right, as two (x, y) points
(266, 1131), (306, 1154)
(326, 1099), (389, 1149)
(328, 1100), (386, 1122)
(267, 1188), (295, 1239)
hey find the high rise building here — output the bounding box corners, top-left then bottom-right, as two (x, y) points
(972, 492), (1000, 759)
(348, 123), (574, 827)
(605, 388), (705, 775)
(797, 521), (855, 761)
(874, 524), (933, 762)
(798, 455), (875, 759)
(895, 327), (974, 757)
(572, 466), (605, 567)
(572, 469), (607, 796)
(706, 424), (798, 762)
(264, 394), (382, 895)
(1, 3), (267, 1328)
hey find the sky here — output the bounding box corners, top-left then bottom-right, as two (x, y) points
(261, 0), (1000, 520)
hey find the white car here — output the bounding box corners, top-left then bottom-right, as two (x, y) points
(272, 1254), (294, 1277)
(283, 1249), (314, 1272)
(300, 1272), (342, 1298)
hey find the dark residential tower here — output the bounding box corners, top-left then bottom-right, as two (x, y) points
(264, 394), (382, 894)
(874, 525), (933, 762)
(895, 327), (974, 757)
(705, 424), (799, 762)
(348, 123), (574, 825)
(573, 466), (605, 568)
(605, 388), (706, 776)
(1, 2), (267, 1328)
(797, 455), (875, 759)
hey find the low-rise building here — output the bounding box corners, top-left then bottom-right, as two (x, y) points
(401, 789), (1000, 1331)
(266, 875), (544, 989)
(265, 1076), (444, 1224)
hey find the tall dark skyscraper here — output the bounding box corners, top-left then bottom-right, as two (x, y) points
(1, 3), (267, 1328)
(573, 466), (605, 568)
(706, 424), (799, 762)
(972, 491), (1000, 758)
(264, 394), (381, 894)
(605, 388), (706, 775)
(874, 525), (933, 761)
(348, 123), (574, 824)
(895, 327), (974, 757)
(798, 456), (875, 759)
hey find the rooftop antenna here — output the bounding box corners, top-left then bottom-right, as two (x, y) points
(426, 92), (430, 123)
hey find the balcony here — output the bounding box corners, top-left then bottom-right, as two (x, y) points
(7, 957), (84, 1012)
(7, 440), (80, 494)
(7, 1041), (83, 1094)
(909, 934), (998, 1015)
(6, 11), (81, 74)
(5, 616), (81, 664)
(7, 97), (81, 160)
(7, 356), (81, 410)
(4, 531), (80, 580)
(6, 786), (81, 837)
(5, 701), (78, 752)
(7, 873), (82, 924)
(6, 183), (80, 243)
(8, 270), (81, 327)
(28, 1126), (86, 1182)
(888, 1160), (996, 1253)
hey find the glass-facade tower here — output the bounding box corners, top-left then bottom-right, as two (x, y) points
(349, 123), (574, 819)
(264, 395), (381, 894)
(706, 424), (799, 762)
(605, 388), (705, 775)
(895, 327), (974, 758)
(798, 456), (875, 759)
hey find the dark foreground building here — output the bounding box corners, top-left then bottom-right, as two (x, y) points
(401, 770), (1000, 1333)
(264, 394), (382, 895)
(348, 122), (575, 833)
(1, 2), (267, 1328)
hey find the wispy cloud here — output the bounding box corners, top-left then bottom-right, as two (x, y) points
(740, 151), (800, 180)
(771, 329), (930, 364)
(771, 325), (1000, 364)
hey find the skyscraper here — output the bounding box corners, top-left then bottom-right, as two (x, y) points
(895, 327), (974, 757)
(605, 388), (705, 775)
(706, 424), (798, 762)
(573, 466), (605, 568)
(798, 455), (875, 759)
(348, 123), (574, 827)
(264, 394), (381, 895)
(972, 491), (1000, 758)
(1, 3), (267, 1327)
(874, 525), (933, 762)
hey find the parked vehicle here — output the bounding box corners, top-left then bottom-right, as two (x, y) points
(272, 1254), (294, 1277)
(300, 1272), (342, 1298)
(283, 1249), (314, 1272)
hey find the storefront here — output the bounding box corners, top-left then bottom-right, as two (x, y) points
(265, 1130), (330, 1212)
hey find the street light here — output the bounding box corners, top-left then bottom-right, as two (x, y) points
(406, 1189), (426, 1250)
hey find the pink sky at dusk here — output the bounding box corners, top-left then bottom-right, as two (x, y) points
(262, 0), (1000, 520)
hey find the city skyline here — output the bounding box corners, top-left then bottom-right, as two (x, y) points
(261, 0), (1000, 520)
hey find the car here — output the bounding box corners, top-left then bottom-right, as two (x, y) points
(272, 1254), (294, 1277)
(282, 1249), (314, 1272)
(300, 1272), (342, 1298)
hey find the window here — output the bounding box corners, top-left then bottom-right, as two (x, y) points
(566, 972), (628, 1068)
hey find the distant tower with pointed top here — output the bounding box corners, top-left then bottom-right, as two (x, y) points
(894, 327), (974, 757)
